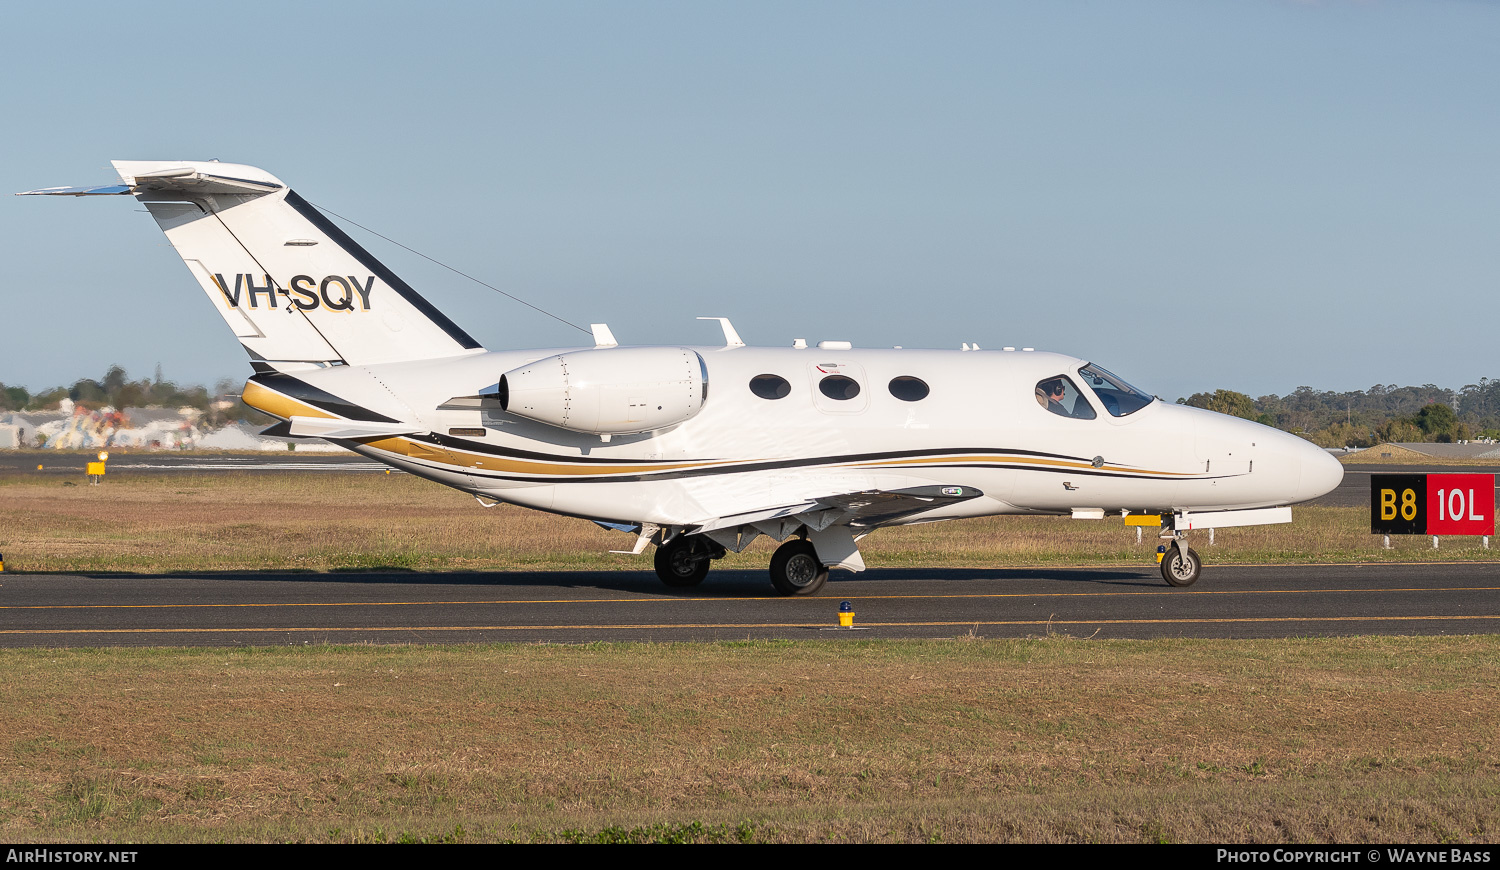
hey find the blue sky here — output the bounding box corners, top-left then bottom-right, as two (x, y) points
(4, 0), (1497, 401)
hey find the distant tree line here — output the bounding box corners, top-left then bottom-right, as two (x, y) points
(1178, 379), (1500, 447)
(0, 365), (271, 428)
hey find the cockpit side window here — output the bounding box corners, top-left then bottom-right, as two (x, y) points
(1078, 364), (1155, 417)
(1035, 376), (1096, 420)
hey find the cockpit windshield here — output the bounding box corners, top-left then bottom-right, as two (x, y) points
(1078, 364), (1155, 417)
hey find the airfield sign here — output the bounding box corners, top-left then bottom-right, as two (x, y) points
(1370, 473), (1495, 536)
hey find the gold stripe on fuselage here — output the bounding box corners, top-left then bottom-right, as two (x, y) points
(362, 437), (726, 476)
(241, 380), (337, 421)
(360, 437), (1196, 482)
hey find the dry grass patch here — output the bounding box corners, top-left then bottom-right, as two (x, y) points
(0, 637), (1495, 842)
(0, 472), (619, 573)
(1343, 447), (1500, 466)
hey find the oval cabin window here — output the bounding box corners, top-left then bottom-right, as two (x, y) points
(749, 374), (791, 400)
(888, 376), (929, 402)
(818, 375), (862, 400)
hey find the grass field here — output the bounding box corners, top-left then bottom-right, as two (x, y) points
(1, 470), (1496, 574)
(1, 638), (1496, 843)
(1, 467), (1496, 843)
(1340, 446), (1500, 466)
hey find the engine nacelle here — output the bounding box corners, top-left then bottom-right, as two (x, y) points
(498, 346), (708, 435)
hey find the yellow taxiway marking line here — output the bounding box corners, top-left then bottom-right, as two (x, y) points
(805, 585), (1500, 601)
(0, 613), (1498, 636)
(1, 586), (1498, 612)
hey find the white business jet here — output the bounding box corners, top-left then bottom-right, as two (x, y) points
(20, 161), (1343, 593)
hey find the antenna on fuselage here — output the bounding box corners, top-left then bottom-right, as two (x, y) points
(697, 317), (745, 348)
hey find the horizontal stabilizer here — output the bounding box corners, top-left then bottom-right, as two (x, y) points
(258, 421), (308, 440)
(16, 167), (283, 198)
(285, 416), (424, 440)
(437, 395), (504, 411)
(16, 184), (131, 197)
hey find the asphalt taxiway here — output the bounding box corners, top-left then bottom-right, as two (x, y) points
(1, 562), (1496, 647)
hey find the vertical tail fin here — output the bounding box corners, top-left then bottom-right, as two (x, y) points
(108, 160), (484, 367)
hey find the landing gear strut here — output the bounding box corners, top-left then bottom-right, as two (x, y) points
(769, 539), (828, 596)
(653, 535), (724, 588)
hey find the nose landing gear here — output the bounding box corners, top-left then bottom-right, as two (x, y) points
(1159, 542), (1202, 587)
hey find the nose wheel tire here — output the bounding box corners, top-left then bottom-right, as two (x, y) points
(654, 536), (713, 587)
(769, 539), (829, 596)
(1160, 544), (1202, 587)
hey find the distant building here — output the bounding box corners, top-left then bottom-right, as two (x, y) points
(0, 406), (348, 452)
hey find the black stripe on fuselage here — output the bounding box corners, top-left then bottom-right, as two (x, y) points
(424, 432), (1140, 470)
(283, 191), (484, 351)
(412, 432), (695, 465)
(251, 372), (399, 423)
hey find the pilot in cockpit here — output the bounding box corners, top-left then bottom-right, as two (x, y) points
(1039, 379), (1068, 416)
(1036, 376), (1095, 420)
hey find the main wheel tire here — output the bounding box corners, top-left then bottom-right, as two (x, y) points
(655, 536), (711, 587)
(1160, 544), (1202, 587)
(769, 539), (829, 596)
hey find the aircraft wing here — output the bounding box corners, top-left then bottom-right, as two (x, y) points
(814, 484), (986, 528)
(682, 484), (985, 572)
(692, 484), (984, 536)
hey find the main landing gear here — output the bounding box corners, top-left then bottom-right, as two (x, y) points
(653, 535), (725, 587)
(652, 533), (831, 596)
(768, 539), (829, 596)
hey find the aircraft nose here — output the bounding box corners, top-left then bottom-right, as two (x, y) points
(1295, 442), (1344, 503)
